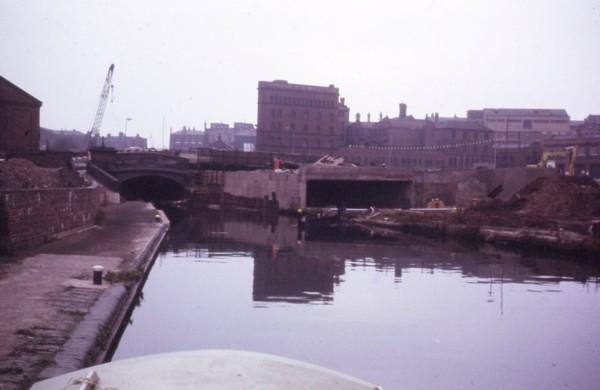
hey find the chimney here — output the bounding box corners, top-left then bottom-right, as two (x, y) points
(367, 113), (371, 123)
(341, 97), (345, 105)
(399, 103), (407, 119)
(434, 113), (439, 122)
(356, 113), (361, 123)
(379, 112), (383, 121)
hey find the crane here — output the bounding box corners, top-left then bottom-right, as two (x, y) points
(88, 64), (115, 147)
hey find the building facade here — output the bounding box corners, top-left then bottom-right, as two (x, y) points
(543, 133), (600, 178)
(341, 105), (494, 170)
(40, 128), (89, 152)
(467, 108), (570, 145)
(170, 126), (204, 151)
(102, 132), (147, 150)
(205, 122), (256, 151)
(571, 115), (600, 136)
(0, 76), (42, 155)
(256, 80), (349, 156)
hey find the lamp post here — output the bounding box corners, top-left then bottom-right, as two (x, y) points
(124, 117), (132, 135)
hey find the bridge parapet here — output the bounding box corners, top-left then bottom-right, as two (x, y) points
(89, 148), (189, 171)
(112, 152), (189, 170)
(301, 165), (417, 181)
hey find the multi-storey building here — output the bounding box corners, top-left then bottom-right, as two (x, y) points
(571, 115), (600, 136)
(169, 126), (204, 151)
(205, 122), (256, 151)
(40, 128), (89, 151)
(0, 76), (42, 155)
(256, 80), (349, 156)
(341, 105), (494, 170)
(467, 108), (570, 144)
(170, 123), (256, 152)
(543, 132), (600, 178)
(102, 132), (147, 150)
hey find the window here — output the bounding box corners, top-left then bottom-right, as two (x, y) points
(523, 120), (532, 129)
(317, 112), (322, 121)
(303, 111), (309, 120)
(290, 110), (296, 119)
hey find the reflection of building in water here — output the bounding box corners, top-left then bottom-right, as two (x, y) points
(160, 210), (600, 305)
(252, 247), (345, 303)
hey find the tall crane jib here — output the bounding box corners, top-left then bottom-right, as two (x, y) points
(88, 64), (115, 147)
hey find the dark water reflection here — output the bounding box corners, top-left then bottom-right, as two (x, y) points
(113, 211), (600, 390)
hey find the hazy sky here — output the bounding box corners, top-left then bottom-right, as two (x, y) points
(1, 0), (599, 148)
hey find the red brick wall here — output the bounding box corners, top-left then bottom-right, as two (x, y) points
(256, 80), (349, 155)
(0, 187), (102, 252)
(1, 77), (42, 155)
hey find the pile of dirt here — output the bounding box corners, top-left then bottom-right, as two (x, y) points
(0, 158), (81, 189)
(509, 175), (600, 220)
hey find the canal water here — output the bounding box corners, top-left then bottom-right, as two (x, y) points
(112, 212), (600, 390)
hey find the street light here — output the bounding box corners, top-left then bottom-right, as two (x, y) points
(124, 117), (132, 135)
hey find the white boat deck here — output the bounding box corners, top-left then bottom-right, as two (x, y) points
(32, 350), (381, 389)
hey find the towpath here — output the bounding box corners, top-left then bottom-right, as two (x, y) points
(0, 201), (168, 390)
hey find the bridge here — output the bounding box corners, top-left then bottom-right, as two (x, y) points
(88, 149), (192, 201)
(87, 148), (549, 209)
(87, 148), (323, 202)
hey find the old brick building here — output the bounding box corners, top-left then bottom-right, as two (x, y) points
(0, 76), (42, 155)
(170, 126), (205, 151)
(341, 105), (494, 170)
(256, 80), (349, 156)
(205, 122), (256, 151)
(467, 108), (570, 144)
(102, 132), (147, 150)
(543, 132), (600, 178)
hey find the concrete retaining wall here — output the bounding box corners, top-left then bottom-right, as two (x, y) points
(223, 170), (304, 210)
(417, 167), (553, 208)
(0, 187), (103, 252)
(221, 167), (554, 211)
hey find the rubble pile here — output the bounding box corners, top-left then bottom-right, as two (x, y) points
(0, 158), (81, 189)
(509, 175), (600, 220)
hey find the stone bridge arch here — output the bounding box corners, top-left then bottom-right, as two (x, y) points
(119, 174), (188, 201)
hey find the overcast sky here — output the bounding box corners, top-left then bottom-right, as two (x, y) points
(1, 0), (599, 148)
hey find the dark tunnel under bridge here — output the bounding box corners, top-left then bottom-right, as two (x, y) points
(306, 179), (413, 209)
(119, 175), (187, 202)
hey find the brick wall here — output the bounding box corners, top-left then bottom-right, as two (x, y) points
(0, 187), (102, 252)
(1, 76), (42, 155)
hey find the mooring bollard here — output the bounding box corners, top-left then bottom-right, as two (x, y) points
(93, 265), (104, 285)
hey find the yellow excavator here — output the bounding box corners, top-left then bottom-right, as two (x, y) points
(527, 146), (578, 175)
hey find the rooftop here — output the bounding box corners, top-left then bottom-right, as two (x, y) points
(0, 76), (43, 106)
(258, 80), (339, 95)
(482, 108), (569, 118)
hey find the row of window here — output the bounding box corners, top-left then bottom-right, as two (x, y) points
(487, 118), (569, 126)
(270, 108), (338, 122)
(266, 135), (341, 148)
(345, 156), (487, 169)
(269, 95), (336, 108)
(268, 122), (340, 134)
